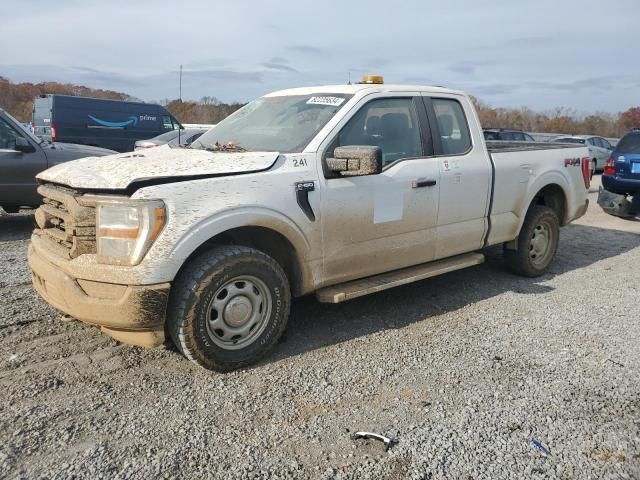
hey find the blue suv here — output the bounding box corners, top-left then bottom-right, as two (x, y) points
(602, 129), (640, 196)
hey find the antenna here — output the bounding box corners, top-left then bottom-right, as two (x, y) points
(348, 71), (351, 85)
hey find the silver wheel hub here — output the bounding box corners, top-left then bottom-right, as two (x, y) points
(223, 296), (252, 327)
(205, 276), (272, 350)
(529, 223), (552, 265)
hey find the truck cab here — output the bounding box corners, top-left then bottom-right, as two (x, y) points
(28, 78), (591, 371)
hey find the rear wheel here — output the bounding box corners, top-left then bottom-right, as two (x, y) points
(504, 205), (560, 277)
(167, 245), (291, 371)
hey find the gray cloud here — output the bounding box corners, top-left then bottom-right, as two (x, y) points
(71, 66), (142, 86)
(260, 62), (298, 73)
(529, 76), (619, 92)
(467, 84), (519, 96)
(286, 45), (323, 55)
(448, 61), (491, 75)
(177, 69), (264, 83)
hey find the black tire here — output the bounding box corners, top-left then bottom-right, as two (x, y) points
(167, 245), (291, 371)
(591, 160), (597, 179)
(504, 205), (560, 277)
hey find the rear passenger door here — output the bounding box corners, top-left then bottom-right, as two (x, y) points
(422, 95), (492, 259)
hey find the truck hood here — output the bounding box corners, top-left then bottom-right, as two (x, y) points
(37, 145), (280, 191)
(45, 142), (117, 156)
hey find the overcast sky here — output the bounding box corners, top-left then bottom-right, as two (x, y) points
(2, 0), (638, 113)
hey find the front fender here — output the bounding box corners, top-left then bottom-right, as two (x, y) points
(168, 206), (312, 268)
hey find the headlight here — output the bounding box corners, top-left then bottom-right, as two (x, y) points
(96, 199), (166, 265)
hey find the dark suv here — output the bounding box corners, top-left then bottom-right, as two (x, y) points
(602, 129), (640, 196)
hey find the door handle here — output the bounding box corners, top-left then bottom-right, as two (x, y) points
(411, 179), (437, 188)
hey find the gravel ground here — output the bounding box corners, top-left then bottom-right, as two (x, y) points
(1, 177), (639, 479)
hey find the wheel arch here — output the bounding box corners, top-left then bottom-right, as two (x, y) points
(530, 183), (567, 225)
(168, 210), (313, 297)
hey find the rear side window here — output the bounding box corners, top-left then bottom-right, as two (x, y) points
(433, 98), (471, 155)
(616, 134), (640, 153)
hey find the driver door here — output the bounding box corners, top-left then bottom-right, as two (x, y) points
(318, 95), (440, 285)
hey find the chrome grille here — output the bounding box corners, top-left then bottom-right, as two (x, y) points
(34, 184), (97, 259)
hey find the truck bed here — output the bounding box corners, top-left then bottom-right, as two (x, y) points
(486, 140), (581, 153)
(486, 143), (589, 247)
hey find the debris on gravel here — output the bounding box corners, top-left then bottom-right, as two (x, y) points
(1, 184), (639, 479)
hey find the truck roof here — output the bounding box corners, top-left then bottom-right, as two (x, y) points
(265, 84), (465, 97)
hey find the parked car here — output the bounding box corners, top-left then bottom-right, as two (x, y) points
(601, 129), (640, 196)
(0, 108), (115, 212)
(552, 135), (613, 172)
(134, 128), (207, 150)
(29, 77), (590, 371)
(483, 128), (535, 142)
(32, 95), (183, 153)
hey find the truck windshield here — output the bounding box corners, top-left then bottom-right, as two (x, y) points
(191, 94), (353, 153)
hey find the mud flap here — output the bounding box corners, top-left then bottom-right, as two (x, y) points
(597, 187), (637, 218)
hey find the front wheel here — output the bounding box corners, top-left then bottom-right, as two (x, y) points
(504, 205), (560, 277)
(167, 246), (291, 371)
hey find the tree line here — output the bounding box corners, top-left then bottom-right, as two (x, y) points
(470, 96), (640, 138)
(1, 77), (638, 137)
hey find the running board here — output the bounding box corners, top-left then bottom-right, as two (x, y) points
(316, 252), (485, 303)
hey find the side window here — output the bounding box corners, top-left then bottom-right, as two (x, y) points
(602, 138), (612, 149)
(171, 117), (182, 130)
(0, 117), (23, 150)
(484, 131), (498, 140)
(161, 116), (173, 130)
(188, 132), (204, 144)
(524, 133), (535, 142)
(499, 132), (512, 141)
(432, 98), (471, 155)
(587, 138), (596, 146)
(334, 97), (422, 167)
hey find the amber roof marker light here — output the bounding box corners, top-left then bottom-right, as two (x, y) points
(359, 75), (384, 84)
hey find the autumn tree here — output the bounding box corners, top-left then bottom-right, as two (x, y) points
(619, 107), (640, 132)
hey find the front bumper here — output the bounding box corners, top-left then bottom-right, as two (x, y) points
(28, 242), (170, 347)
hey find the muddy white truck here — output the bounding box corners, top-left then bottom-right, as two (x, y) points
(28, 77), (592, 371)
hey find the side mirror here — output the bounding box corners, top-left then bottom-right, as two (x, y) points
(15, 137), (35, 153)
(327, 145), (382, 177)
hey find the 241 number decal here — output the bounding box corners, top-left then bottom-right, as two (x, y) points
(293, 158), (308, 168)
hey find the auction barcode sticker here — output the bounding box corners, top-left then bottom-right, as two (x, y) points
(306, 96), (345, 106)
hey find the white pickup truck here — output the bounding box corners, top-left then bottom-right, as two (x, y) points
(28, 77), (591, 371)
